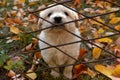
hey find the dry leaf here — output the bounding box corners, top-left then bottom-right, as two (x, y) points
(96, 38), (113, 44)
(109, 13), (116, 19)
(92, 47), (101, 59)
(13, 18), (23, 25)
(21, 38), (38, 51)
(8, 70), (16, 77)
(10, 26), (23, 34)
(5, 18), (14, 26)
(87, 68), (96, 78)
(115, 37), (120, 46)
(34, 52), (42, 60)
(112, 65), (120, 77)
(115, 25), (120, 30)
(78, 48), (88, 59)
(109, 17), (120, 24)
(26, 70), (37, 80)
(73, 64), (87, 79)
(92, 17), (105, 25)
(95, 64), (112, 77)
(97, 28), (104, 34)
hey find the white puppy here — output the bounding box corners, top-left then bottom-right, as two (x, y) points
(38, 4), (80, 79)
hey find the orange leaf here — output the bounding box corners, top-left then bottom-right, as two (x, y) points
(112, 65), (120, 77)
(34, 52), (42, 60)
(73, 64), (87, 79)
(8, 70), (16, 77)
(78, 48), (88, 59)
(5, 18), (14, 26)
(13, 18), (23, 25)
(92, 47), (101, 59)
(74, 0), (81, 8)
(109, 17), (120, 24)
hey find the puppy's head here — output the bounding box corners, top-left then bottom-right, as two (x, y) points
(38, 4), (79, 32)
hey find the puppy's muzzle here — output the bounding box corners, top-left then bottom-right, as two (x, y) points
(54, 17), (62, 23)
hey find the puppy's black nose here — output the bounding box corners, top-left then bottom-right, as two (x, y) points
(54, 17), (62, 23)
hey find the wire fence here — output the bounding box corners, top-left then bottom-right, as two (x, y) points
(10, 0), (119, 80)
(25, 0), (120, 80)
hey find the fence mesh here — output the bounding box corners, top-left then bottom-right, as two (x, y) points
(1, 0), (120, 80)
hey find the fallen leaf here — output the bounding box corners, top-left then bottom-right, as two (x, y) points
(109, 17), (120, 24)
(109, 13), (116, 19)
(73, 64), (87, 79)
(112, 65), (120, 77)
(97, 28), (104, 34)
(115, 25), (120, 30)
(78, 48), (88, 59)
(92, 47), (101, 59)
(94, 64), (112, 77)
(96, 1), (104, 8)
(34, 52), (42, 60)
(5, 18), (14, 26)
(13, 18), (23, 25)
(96, 38), (113, 44)
(115, 37), (120, 46)
(87, 68), (96, 78)
(10, 26), (23, 34)
(8, 70), (16, 77)
(26, 70), (37, 80)
(21, 38), (38, 51)
(92, 17), (105, 25)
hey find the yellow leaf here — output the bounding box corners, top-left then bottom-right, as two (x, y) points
(19, 0), (25, 3)
(109, 17), (120, 24)
(92, 47), (101, 59)
(87, 68), (96, 77)
(93, 18), (105, 25)
(26, 70), (37, 80)
(95, 64), (112, 76)
(115, 25), (120, 30)
(0, 0), (6, 6)
(97, 28), (104, 34)
(112, 65), (120, 77)
(109, 13), (116, 19)
(12, 36), (20, 40)
(29, 2), (37, 6)
(10, 26), (22, 34)
(96, 38), (112, 44)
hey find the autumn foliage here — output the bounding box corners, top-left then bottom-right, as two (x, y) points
(0, 0), (120, 80)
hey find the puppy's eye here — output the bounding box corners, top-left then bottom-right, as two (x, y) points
(48, 13), (52, 17)
(64, 12), (69, 16)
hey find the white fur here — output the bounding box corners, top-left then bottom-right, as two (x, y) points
(38, 5), (80, 79)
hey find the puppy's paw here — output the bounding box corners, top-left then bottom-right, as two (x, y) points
(51, 70), (60, 78)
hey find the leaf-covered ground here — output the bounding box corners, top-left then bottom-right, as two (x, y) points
(0, 0), (120, 80)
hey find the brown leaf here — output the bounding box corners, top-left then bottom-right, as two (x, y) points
(78, 48), (88, 59)
(10, 26), (23, 34)
(5, 18), (14, 26)
(115, 37), (120, 46)
(34, 52), (42, 60)
(73, 64), (87, 79)
(13, 18), (23, 25)
(8, 70), (16, 77)
(21, 38), (38, 51)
